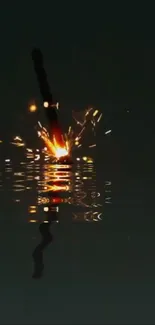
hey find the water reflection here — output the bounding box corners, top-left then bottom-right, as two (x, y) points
(0, 155), (112, 278)
(0, 156), (112, 223)
(32, 214), (53, 279)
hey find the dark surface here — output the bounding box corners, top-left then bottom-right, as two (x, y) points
(0, 2), (155, 324)
(0, 153), (155, 324)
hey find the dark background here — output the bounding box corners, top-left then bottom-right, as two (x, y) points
(0, 2), (155, 324)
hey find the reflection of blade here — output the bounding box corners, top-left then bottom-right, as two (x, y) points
(32, 222), (53, 279)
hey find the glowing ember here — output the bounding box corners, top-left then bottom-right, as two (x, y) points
(29, 104), (37, 112)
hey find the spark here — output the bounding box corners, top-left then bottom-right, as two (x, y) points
(29, 104), (37, 112)
(93, 110), (98, 117)
(77, 126), (85, 138)
(37, 106), (102, 160)
(11, 142), (25, 147)
(105, 129), (112, 135)
(68, 126), (72, 134)
(38, 121), (42, 128)
(97, 113), (102, 123)
(12, 105), (102, 163)
(38, 126), (69, 160)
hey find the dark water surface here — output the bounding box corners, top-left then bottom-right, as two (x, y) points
(0, 153), (155, 324)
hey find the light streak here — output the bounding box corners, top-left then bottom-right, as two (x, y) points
(105, 129), (112, 135)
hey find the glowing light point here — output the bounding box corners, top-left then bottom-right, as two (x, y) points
(43, 101), (49, 108)
(44, 207), (49, 212)
(29, 104), (37, 112)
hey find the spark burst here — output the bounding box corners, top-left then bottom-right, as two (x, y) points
(36, 106), (102, 161)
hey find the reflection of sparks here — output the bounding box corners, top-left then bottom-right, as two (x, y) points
(13, 184), (26, 192)
(11, 142), (25, 147)
(73, 211), (102, 222)
(1, 156), (105, 222)
(27, 148), (33, 152)
(40, 184), (70, 193)
(14, 136), (22, 141)
(10, 135), (25, 147)
(29, 206), (37, 214)
(34, 154), (40, 161)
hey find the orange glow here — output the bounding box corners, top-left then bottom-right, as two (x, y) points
(38, 130), (69, 159)
(29, 104), (37, 112)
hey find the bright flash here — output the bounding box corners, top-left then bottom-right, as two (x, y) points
(38, 127), (69, 160)
(55, 147), (68, 158)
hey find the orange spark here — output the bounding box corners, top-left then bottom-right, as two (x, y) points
(38, 129), (69, 159)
